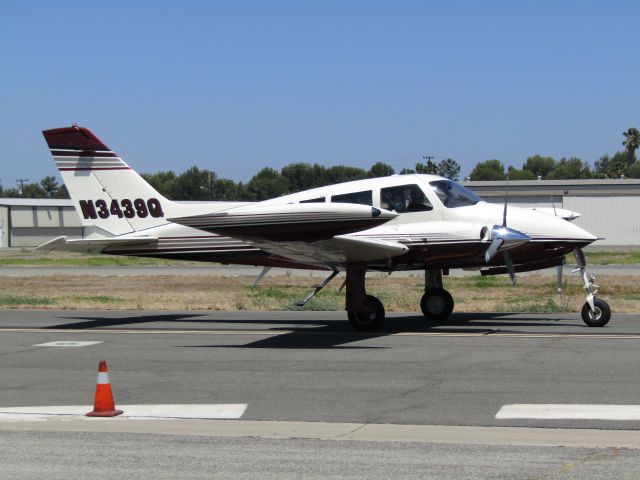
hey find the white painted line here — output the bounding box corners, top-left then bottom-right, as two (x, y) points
(496, 404), (640, 420)
(0, 404), (247, 420)
(32, 341), (103, 347)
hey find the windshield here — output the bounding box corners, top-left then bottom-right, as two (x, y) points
(429, 180), (482, 208)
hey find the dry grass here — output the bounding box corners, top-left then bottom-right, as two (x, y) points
(0, 273), (637, 314)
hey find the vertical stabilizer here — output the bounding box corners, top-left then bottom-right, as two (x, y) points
(43, 126), (182, 236)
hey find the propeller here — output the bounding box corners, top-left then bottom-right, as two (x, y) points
(483, 179), (529, 285)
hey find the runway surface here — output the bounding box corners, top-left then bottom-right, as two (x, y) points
(1, 309), (639, 478)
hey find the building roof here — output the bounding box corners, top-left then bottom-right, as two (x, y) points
(0, 198), (74, 207)
(462, 179), (640, 197)
(463, 179), (640, 187)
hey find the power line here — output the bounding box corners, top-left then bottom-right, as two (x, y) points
(16, 178), (29, 196)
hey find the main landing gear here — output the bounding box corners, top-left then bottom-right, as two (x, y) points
(344, 265), (455, 332)
(574, 249), (611, 327)
(345, 263), (385, 331)
(421, 269), (454, 321)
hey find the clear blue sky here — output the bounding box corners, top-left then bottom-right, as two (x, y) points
(1, 0), (638, 188)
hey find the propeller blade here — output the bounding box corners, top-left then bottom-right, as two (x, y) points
(502, 197), (508, 227)
(503, 251), (516, 285)
(484, 237), (503, 263)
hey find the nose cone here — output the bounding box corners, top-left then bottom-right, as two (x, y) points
(507, 206), (598, 244)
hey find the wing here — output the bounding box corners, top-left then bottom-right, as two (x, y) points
(169, 202), (406, 265)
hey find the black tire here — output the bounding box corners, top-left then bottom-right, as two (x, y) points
(421, 288), (454, 321)
(347, 295), (385, 331)
(581, 299), (611, 327)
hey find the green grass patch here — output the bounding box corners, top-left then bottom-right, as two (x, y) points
(65, 295), (123, 303)
(576, 250), (640, 265)
(246, 286), (293, 300)
(470, 275), (503, 288)
(0, 294), (54, 306)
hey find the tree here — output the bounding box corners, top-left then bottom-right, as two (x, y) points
(629, 162), (640, 178)
(40, 176), (60, 197)
(212, 178), (245, 201)
(523, 155), (556, 178)
(247, 167), (290, 200)
(547, 157), (591, 179)
(369, 162), (394, 178)
(415, 160), (438, 175)
(399, 168), (416, 174)
(436, 158), (461, 180)
(281, 162), (331, 192)
(324, 165), (368, 184)
(469, 160), (505, 180)
(622, 127), (639, 165)
(507, 166), (536, 180)
(21, 182), (46, 198)
(173, 166), (216, 200)
(594, 151), (630, 178)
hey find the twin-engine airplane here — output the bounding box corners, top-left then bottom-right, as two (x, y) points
(39, 126), (611, 330)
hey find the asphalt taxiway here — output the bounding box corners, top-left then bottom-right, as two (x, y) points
(1, 309), (639, 478)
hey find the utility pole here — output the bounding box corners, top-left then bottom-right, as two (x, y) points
(16, 178), (29, 196)
(422, 155), (435, 163)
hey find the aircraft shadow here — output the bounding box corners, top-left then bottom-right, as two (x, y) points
(48, 313), (211, 330)
(47, 311), (586, 350)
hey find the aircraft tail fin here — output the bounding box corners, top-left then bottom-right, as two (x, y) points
(43, 125), (183, 236)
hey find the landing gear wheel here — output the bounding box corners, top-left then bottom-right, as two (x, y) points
(581, 299), (611, 327)
(347, 295), (385, 332)
(421, 288), (454, 321)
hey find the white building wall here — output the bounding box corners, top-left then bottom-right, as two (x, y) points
(10, 227), (83, 248)
(564, 196), (640, 246)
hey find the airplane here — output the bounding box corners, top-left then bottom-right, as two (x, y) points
(38, 125), (611, 330)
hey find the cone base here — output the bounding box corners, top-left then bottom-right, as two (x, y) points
(86, 409), (124, 417)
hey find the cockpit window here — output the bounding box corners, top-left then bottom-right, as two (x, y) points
(429, 180), (482, 208)
(380, 184), (433, 213)
(331, 190), (372, 206)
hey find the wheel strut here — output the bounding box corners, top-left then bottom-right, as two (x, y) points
(573, 248), (611, 327)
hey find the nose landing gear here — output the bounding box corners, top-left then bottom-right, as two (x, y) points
(574, 249), (611, 327)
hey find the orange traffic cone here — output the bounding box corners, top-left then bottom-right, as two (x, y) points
(86, 360), (123, 417)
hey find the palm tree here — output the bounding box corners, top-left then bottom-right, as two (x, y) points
(622, 127), (640, 165)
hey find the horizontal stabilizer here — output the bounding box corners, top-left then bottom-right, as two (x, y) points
(37, 236), (157, 254)
(169, 203), (397, 241)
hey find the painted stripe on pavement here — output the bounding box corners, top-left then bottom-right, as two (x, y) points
(32, 341), (103, 347)
(496, 404), (640, 420)
(0, 404), (247, 420)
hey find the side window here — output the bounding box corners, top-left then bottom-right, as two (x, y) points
(380, 185), (433, 213)
(300, 197), (325, 203)
(331, 190), (373, 206)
